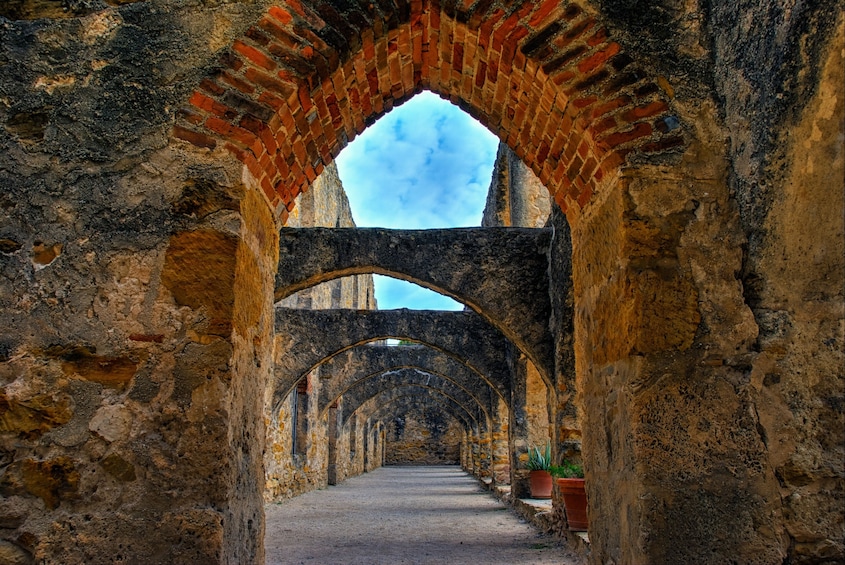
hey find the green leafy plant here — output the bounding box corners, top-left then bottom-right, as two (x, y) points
(549, 460), (585, 479)
(526, 442), (552, 471)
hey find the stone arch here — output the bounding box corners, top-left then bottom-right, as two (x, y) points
(166, 1), (775, 563)
(353, 385), (478, 432)
(338, 369), (487, 428)
(315, 344), (503, 417)
(173, 0), (686, 221)
(272, 308), (513, 408)
(275, 228), (555, 379)
(365, 396), (473, 466)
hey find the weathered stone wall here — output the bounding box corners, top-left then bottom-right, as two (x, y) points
(384, 404), (463, 465)
(482, 144), (551, 228)
(266, 162), (375, 500)
(709, 9), (844, 562)
(481, 144), (553, 496)
(277, 162), (376, 311)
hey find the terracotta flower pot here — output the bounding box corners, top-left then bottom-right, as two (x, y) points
(557, 477), (588, 530)
(528, 470), (553, 499)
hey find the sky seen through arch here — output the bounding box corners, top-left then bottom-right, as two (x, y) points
(335, 91), (499, 311)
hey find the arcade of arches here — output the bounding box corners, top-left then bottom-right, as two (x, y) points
(0, 1), (843, 564)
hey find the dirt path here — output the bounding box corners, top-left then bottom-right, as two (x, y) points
(264, 466), (583, 565)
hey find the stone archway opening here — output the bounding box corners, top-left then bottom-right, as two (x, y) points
(167, 1), (768, 562)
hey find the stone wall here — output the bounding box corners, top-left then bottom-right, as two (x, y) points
(0, 1), (841, 563)
(482, 144), (551, 228)
(266, 162), (376, 500)
(711, 11), (844, 562)
(384, 404), (463, 465)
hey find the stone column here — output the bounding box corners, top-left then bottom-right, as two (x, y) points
(491, 397), (511, 485)
(508, 348), (531, 498)
(327, 402), (339, 485)
(571, 166), (784, 564)
(0, 121), (280, 564)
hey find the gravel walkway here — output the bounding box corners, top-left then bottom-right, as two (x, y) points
(264, 465), (582, 565)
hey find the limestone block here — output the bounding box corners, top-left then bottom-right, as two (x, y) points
(88, 404), (131, 443)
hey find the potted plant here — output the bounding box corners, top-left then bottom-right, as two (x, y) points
(550, 461), (587, 531)
(526, 442), (553, 499)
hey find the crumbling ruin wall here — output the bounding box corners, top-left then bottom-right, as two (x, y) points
(711, 10), (845, 562)
(384, 403), (463, 465)
(265, 161), (375, 501)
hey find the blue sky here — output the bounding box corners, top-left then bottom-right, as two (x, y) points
(335, 91), (499, 310)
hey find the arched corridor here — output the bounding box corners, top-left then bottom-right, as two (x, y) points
(0, 1), (841, 564)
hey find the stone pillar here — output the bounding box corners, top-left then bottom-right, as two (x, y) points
(508, 348), (531, 498)
(0, 125), (278, 564)
(327, 402), (339, 485)
(490, 397), (511, 485)
(478, 419), (491, 479)
(548, 207), (581, 467)
(362, 420), (370, 471)
(572, 166), (784, 564)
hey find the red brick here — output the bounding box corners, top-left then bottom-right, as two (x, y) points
(592, 116), (617, 136)
(173, 125), (217, 150)
(572, 96), (597, 109)
(189, 91), (236, 119)
(223, 142), (247, 161)
(244, 67), (294, 96)
(528, 0), (562, 27)
(576, 186), (593, 208)
(258, 90), (286, 111)
(268, 6), (294, 25)
(586, 28), (608, 47)
(452, 43), (464, 73)
(205, 116), (260, 149)
(641, 135), (685, 153)
(578, 42), (620, 74)
(199, 78), (225, 96)
(555, 18), (593, 50)
(220, 71), (256, 95)
(233, 40), (277, 71)
(600, 122), (652, 147)
(592, 95), (631, 119)
(621, 100), (669, 122)
(554, 189), (569, 214)
(177, 106), (204, 125)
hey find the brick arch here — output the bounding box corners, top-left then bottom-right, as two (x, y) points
(173, 0), (685, 221)
(360, 393), (474, 435)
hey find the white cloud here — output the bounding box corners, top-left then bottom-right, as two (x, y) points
(335, 91), (498, 230)
(335, 90), (499, 310)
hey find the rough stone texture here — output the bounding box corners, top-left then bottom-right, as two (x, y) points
(338, 369), (487, 428)
(481, 144), (560, 500)
(384, 405), (463, 465)
(264, 161), (375, 503)
(712, 12), (845, 563)
(264, 371), (331, 501)
(483, 144), (552, 228)
(316, 344), (505, 413)
(0, 0), (841, 563)
(272, 308), (513, 407)
(275, 227), (555, 380)
(277, 162), (375, 311)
